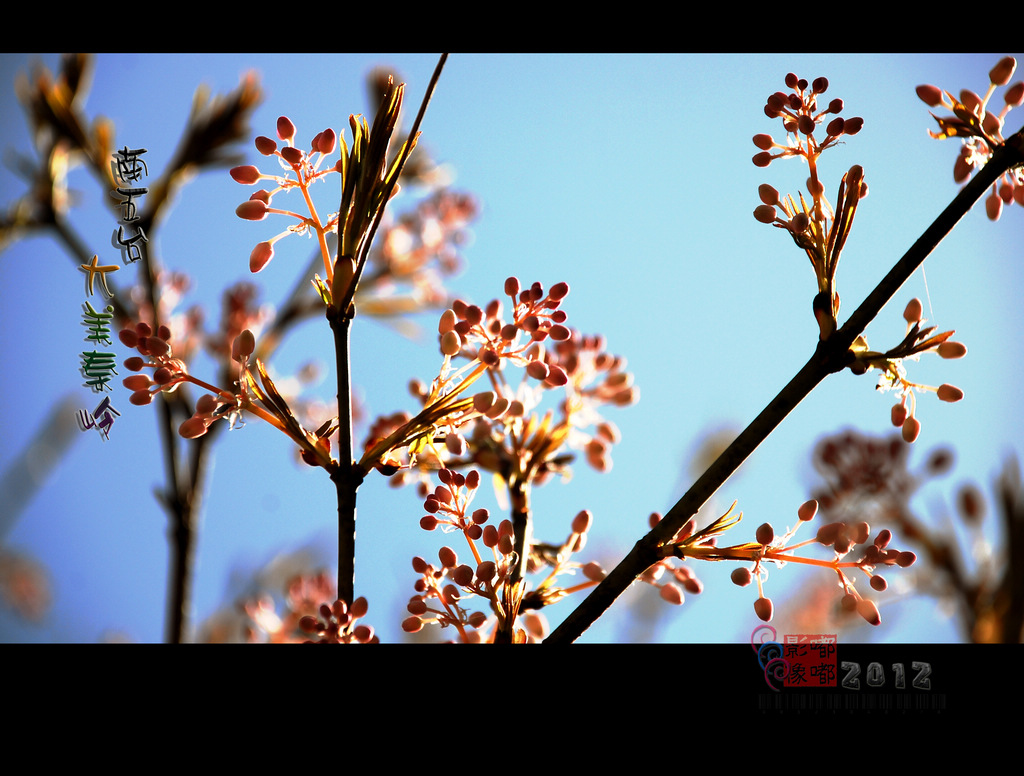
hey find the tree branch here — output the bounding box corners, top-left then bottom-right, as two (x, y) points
(547, 126), (1024, 644)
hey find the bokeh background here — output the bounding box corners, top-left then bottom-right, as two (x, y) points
(1, 53), (1020, 643)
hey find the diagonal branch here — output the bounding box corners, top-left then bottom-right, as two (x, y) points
(546, 126), (1024, 644)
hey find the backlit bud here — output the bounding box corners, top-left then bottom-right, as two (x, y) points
(145, 337), (170, 357)
(572, 510), (593, 534)
(896, 551), (917, 568)
(316, 128), (337, 154)
(549, 324), (571, 341)
(255, 136), (277, 155)
(937, 341), (967, 359)
(937, 384), (964, 402)
(843, 117), (864, 135)
(280, 146), (303, 165)
(660, 583), (684, 605)
(440, 330), (462, 357)
(816, 522), (843, 546)
(1005, 81), (1024, 107)
(583, 561), (606, 582)
(438, 546), (457, 569)
(236, 200), (268, 221)
(990, 56), (1017, 86)
(444, 434), (465, 456)
(526, 360), (549, 381)
(856, 598), (881, 626)
(797, 500), (818, 522)
(891, 403), (908, 427)
(232, 330), (255, 362)
(276, 116), (295, 142)
(485, 397), (509, 419)
(230, 165), (261, 185)
(754, 597), (774, 622)
(731, 567), (752, 587)
(987, 193), (1003, 221)
(438, 308), (457, 334)
(903, 297), (923, 324)
(545, 364), (569, 386)
(472, 391), (495, 413)
(249, 243), (274, 276)
(549, 281), (570, 300)
(902, 416), (921, 443)
(758, 183), (780, 206)
(179, 417), (209, 438)
(452, 564), (474, 587)
(755, 523), (774, 546)
(916, 84), (944, 106)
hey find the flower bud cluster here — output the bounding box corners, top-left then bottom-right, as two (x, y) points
(437, 277), (573, 388)
(917, 56), (1024, 220)
(752, 74), (863, 169)
(231, 115), (343, 276)
(402, 469), (602, 642)
(751, 72), (867, 335)
(297, 596), (379, 644)
(418, 467), (486, 535)
(663, 497), (915, 627)
(120, 321), (191, 405)
(544, 331), (638, 472)
(849, 298), (966, 443)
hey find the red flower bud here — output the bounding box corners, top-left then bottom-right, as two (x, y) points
(989, 56), (1017, 87)
(236, 200), (268, 221)
(731, 567), (752, 587)
(229, 165), (261, 185)
(938, 341), (967, 359)
(902, 416), (921, 443)
(937, 384), (964, 403)
(754, 204), (777, 224)
(232, 330), (256, 362)
(255, 136), (277, 155)
(856, 598), (881, 626)
(891, 403), (908, 427)
(179, 417), (209, 438)
(276, 116), (296, 142)
(280, 146), (303, 166)
(916, 84), (943, 107)
(316, 128), (337, 155)
(797, 500), (818, 522)
(249, 241), (273, 273)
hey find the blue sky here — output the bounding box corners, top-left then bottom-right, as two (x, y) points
(1, 53), (1021, 644)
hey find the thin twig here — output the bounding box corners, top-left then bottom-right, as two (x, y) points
(329, 53), (449, 606)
